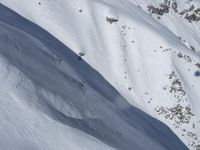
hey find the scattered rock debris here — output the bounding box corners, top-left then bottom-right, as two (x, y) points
(143, 92), (153, 104)
(155, 104), (194, 125)
(163, 71), (186, 101)
(177, 52), (192, 63)
(147, 0), (200, 22)
(159, 69), (200, 149)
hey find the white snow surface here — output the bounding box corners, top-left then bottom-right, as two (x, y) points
(0, 0), (200, 149)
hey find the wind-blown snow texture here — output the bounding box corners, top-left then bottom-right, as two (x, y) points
(0, 0), (200, 149)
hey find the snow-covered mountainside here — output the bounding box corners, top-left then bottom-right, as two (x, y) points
(0, 3), (188, 150)
(0, 0), (199, 149)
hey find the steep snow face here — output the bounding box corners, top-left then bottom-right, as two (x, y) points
(1, 0), (200, 149)
(0, 5), (188, 150)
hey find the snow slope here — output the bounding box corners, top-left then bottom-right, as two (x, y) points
(0, 4), (188, 150)
(1, 0), (200, 149)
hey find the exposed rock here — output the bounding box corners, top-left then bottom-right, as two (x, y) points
(179, 5), (200, 22)
(106, 16), (119, 24)
(147, 0), (177, 16)
(148, 0), (200, 22)
(78, 52), (85, 60)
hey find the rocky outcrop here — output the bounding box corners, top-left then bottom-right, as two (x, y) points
(148, 0), (177, 16)
(148, 0), (200, 22)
